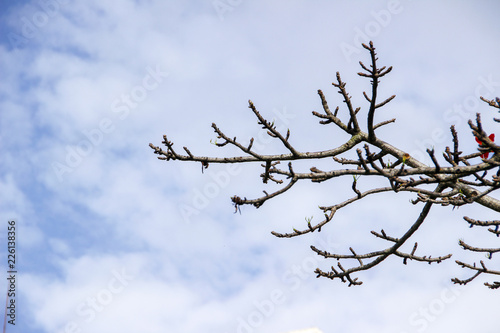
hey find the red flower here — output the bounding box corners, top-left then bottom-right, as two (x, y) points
(475, 133), (495, 159)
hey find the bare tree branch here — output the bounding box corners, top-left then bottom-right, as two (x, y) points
(150, 41), (500, 288)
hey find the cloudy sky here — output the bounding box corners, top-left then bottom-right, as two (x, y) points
(1, 1), (500, 332)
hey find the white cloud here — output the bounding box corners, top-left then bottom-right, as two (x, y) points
(2, 0), (500, 332)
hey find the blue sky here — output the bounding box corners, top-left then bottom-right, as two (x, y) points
(1, 1), (500, 332)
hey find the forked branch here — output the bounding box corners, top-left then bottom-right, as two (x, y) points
(150, 42), (500, 288)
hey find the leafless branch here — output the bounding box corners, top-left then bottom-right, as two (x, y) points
(151, 42), (500, 288)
